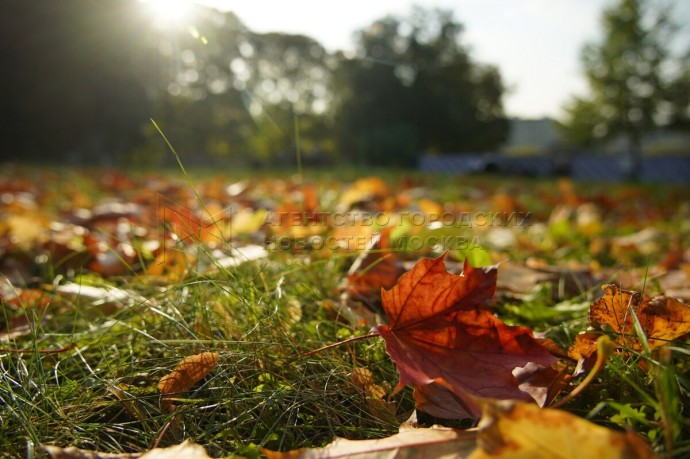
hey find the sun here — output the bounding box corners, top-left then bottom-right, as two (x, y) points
(140, 0), (194, 28)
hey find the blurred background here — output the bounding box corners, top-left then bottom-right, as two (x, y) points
(0, 0), (688, 179)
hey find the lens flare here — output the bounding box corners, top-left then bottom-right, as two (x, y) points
(140, 0), (193, 28)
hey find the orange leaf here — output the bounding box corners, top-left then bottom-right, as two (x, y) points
(589, 284), (690, 349)
(567, 332), (603, 374)
(346, 229), (405, 306)
(158, 352), (219, 411)
(376, 254), (557, 419)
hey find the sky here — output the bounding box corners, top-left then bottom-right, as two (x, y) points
(190, 0), (688, 120)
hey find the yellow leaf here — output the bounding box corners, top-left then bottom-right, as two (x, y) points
(468, 399), (655, 459)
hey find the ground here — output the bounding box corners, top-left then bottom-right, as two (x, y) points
(0, 166), (689, 457)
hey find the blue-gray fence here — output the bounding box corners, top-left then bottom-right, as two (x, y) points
(419, 153), (690, 183)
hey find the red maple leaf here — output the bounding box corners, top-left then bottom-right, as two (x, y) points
(375, 254), (558, 419)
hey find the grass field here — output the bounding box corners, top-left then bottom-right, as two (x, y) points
(1, 166), (689, 457)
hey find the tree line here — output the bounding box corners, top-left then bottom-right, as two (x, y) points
(561, 0), (690, 177)
(0, 1), (507, 167)
(0, 0), (687, 168)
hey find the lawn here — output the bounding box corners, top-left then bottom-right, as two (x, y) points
(1, 166), (689, 458)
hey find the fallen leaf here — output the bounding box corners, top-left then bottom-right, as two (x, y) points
(43, 444), (138, 458)
(229, 207), (268, 236)
(468, 399), (655, 459)
(205, 244), (269, 271)
(43, 439), (220, 459)
(567, 332), (602, 373)
(146, 246), (194, 281)
(612, 228), (662, 257)
(496, 262), (599, 301)
(271, 183), (328, 242)
(337, 177), (391, 212)
(496, 263), (554, 295)
(346, 229), (405, 309)
(376, 255), (558, 419)
(349, 368), (397, 423)
(350, 367), (375, 389)
(0, 286), (51, 309)
(331, 217), (376, 251)
(54, 283), (145, 311)
(263, 425), (477, 459)
(158, 352), (219, 411)
(659, 269), (690, 301)
(575, 203), (603, 237)
(263, 396), (655, 459)
(589, 284), (690, 349)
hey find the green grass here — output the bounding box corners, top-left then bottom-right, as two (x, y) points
(1, 255), (410, 457)
(1, 167), (689, 457)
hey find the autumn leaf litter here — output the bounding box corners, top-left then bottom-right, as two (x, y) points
(1, 169), (689, 457)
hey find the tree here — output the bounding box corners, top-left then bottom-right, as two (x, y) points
(0, 0), (153, 163)
(332, 7), (508, 167)
(666, 65), (690, 130)
(142, 11), (334, 165)
(561, 0), (686, 177)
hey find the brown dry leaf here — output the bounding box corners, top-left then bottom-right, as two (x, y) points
(349, 368), (397, 423)
(350, 368), (375, 389)
(263, 425), (477, 459)
(0, 287), (52, 309)
(496, 263), (554, 295)
(43, 439), (223, 459)
(43, 444), (138, 458)
(468, 399), (655, 459)
(158, 352), (219, 411)
(589, 284), (690, 349)
(497, 262), (599, 301)
(659, 268), (690, 301)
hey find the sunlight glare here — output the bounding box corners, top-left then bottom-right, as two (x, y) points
(140, 0), (193, 28)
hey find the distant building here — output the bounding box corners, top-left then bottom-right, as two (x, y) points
(503, 117), (690, 156)
(502, 117), (560, 155)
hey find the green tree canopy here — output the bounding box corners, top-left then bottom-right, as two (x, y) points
(561, 0), (689, 173)
(0, 2), (507, 168)
(332, 8), (508, 166)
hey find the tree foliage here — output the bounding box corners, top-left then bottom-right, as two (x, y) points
(332, 8), (508, 166)
(561, 0), (689, 155)
(0, 2), (507, 167)
(0, 0), (152, 162)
